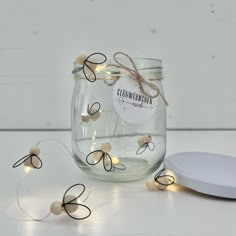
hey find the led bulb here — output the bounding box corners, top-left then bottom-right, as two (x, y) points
(95, 65), (106, 72)
(111, 157), (120, 166)
(24, 166), (33, 174)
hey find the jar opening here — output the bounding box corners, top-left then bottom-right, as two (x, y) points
(72, 57), (162, 78)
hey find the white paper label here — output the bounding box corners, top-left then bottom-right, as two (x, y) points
(112, 76), (158, 124)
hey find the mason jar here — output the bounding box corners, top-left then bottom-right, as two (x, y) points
(71, 52), (166, 182)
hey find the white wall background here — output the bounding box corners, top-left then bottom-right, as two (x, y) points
(0, 0), (236, 129)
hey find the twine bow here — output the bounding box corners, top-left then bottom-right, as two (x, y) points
(108, 52), (168, 105)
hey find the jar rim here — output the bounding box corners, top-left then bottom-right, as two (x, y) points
(72, 56), (162, 76)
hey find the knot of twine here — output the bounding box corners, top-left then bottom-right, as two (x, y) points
(108, 52), (168, 105)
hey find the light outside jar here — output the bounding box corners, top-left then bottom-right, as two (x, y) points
(71, 53), (166, 182)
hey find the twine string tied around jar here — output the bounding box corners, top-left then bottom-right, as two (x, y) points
(107, 52), (168, 105)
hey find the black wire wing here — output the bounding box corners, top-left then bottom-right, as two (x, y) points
(62, 184), (91, 220)
(86, 150), (113, 172)
(12, 154), (42, 169)
(102, 153), (112, 172)
(154, 168), (175, 186)
(86, 150), (104, 165)
(136, 142), (155, 155)
(87, 102), (101, 115)
(111, 163), (126, 171)
(83, 53), (107, 82)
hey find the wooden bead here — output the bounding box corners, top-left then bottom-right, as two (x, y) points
(63, 195), (79, 213)
(137, 134), (152, 147)
(29, 146), (40, 156)
(76, 54), (87, 65)
(50, 201), (63, 215)
(137, 139), (145, 147)
(81, 114), (91, 122)
(143, 134), (152, 143)
(92, 151), (103, 162)
(155, 178), (169, 190)
(146, 179), (157, 191)
(24, 156), (40, 168)
(100, 143), (112, 153)
(90, 111), (101, 121)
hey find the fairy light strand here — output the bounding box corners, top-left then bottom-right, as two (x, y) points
(12, 140), (95, 221)
(154, 168), (175, 187)
(16, 174), (51, 221)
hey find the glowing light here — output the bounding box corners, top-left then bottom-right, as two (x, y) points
(168, 184), (180, 192)
(111, 157), (120, 166)
(24, 166), (33, 174)
(95, 65), (106, 72)
(164, 170), (177, 191)
(166, 170), (175, 179)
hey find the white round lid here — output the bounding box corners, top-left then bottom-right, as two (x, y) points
(164, 152), (236, 199)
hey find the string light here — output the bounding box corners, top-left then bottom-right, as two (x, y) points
(12, 141), (92, 221)
(80, 53), (107, 82)
(86, 143), (126, 172)
(13, 146), (42, 170)
(86, 143), (113, 172)
(146, 168), (175, 191)
(50, 184), (91, 220)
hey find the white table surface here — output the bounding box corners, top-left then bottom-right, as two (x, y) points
(1, 130), (236, 236)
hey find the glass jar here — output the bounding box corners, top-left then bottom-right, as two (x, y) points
(71, 53), (166, 182)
